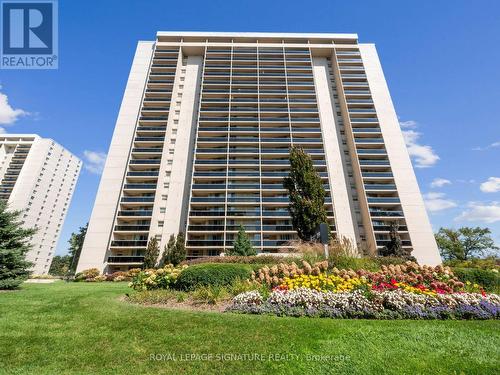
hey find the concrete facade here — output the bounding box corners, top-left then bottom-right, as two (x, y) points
(0, 134), (81, 274)
(77, 32), (441, 273)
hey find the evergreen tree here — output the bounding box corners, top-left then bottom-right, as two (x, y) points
(159, 234), (176, 267)
(0, 201), (36, 289)
(228, 225), (256, 256)
(142, 237), (160, 269)
(283, 146), (328, 241)
(158, 233), (186, 266)
(68, 223), (87, 273)
(171, 232), (186, 266)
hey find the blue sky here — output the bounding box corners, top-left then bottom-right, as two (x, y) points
(0, 0), (499, 255)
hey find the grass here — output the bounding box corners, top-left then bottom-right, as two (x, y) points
(0, 282), (499, 375)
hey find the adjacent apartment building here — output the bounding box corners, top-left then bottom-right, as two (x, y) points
(77, 32), (441, 273)
(0, 134), (81, 274)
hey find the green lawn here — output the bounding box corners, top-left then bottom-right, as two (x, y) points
(0, 282), (499, 375)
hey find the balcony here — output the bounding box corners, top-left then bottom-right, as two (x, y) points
(127, 171), (159, 177)
(123, 184), (157, 190)
(121, 196), (155, 203)
(370, 210), (404, 218)
(364, 184), (397, 191)
(132, 148), (163, 153)
(129, 160), (161, 165)
(187, 240), (225, 246)
(107, 256), (144, 264)
(187, 225), (225, 231)
(376, 240), (412, 247)
(117, 210), (153, 216)
(190, 210), (225, 216)
(114, 225), (150, 232)
(110, 240), (148, 247)
(367, 197), (400, 203)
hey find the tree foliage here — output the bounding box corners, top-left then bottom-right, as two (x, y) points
(142, 237), (160, 269)
(160, 233), (186, 266)
(68, 223), (87, 273)
(0, 201), (36, 289)
(227, 225), (256, 256)
(283, 146), (328, 241)
(435, 227), (499, 261)
(49, 255), (72, 276)
(379, 222), (414, 260)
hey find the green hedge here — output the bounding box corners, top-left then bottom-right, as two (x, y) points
(176, 263), (253, 291)
(185, 255), (300, 266)
(452, 267), (500, 293)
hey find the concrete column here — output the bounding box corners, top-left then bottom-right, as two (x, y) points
(359, 44), (441, 265)
(312, 57), (358, 244)
(160, 55), (203, 247)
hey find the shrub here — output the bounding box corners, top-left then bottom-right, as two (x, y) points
(129, 264), (186, 291)
(74, 268), (100, 281)
(452, 268), (500, 293)
(185, 255), (300, 266)
(444, 257), (499, 270)
(176, 263), (253, 291)
(192, 285), (231, 305)
(106, 271), (130, 282)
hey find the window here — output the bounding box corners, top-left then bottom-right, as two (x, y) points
(158, 221), (164, 227)
(160, 207), (166, 213)
(162, 194), (168, 200)
(163, 182), (170, 189)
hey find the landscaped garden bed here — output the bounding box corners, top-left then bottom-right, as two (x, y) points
(106, 257), (500, 319)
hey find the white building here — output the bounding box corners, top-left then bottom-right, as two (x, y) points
(78, 32), (441, 273)
(0, 134), (82, 275)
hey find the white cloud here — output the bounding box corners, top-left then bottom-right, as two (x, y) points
(401, 126), (440, 168)
(480, 177), (500, 193)
(0, 91), (28, 126)
(472, 141), (500, 151)
(430, 178), (451, 188)
(399, 120), (418, 129)
(83, 150), (107, 174)
(456, 202), (500, 223)
(423, 192), (457, 212)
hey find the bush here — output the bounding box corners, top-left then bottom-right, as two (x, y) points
(129, 264), (186, 291)
(185, 255), (300, 266)
(74, 268), (100, 282)
(452, 268), (500, 293)
(444, 258), (499, 270)
(176, 263), (253, 291)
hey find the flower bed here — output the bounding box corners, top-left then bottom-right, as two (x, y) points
(227, 288), (500, 320)
(227, 261), (500, 319)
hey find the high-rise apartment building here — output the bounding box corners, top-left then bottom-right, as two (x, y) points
(77, 32), (441, 273)
(0, 134), (81, 274)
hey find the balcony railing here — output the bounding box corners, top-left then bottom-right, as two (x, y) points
(114, 225), (151, 231)
(107, 256), (144, 263)
(110, 240), (148, 247)
(117, 210), (153, 216)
